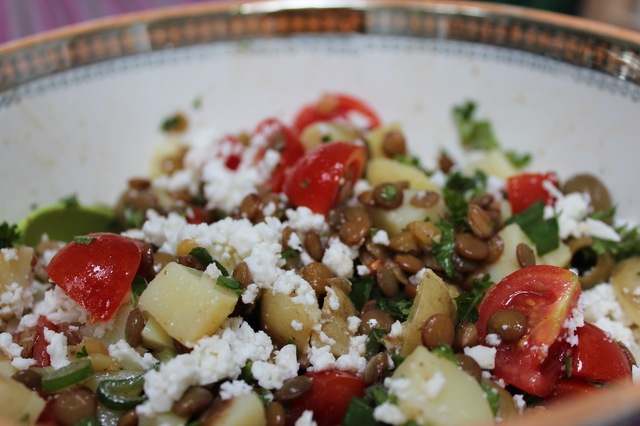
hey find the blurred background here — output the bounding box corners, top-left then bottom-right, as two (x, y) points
(1, 0), (640, 44)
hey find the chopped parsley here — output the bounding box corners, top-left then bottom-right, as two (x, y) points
(592, 224), (640, 260)
(394, 154), (431, 174)
(433, 220), (456, 278)
(380, 184), (398, 201)
(505, 200), (559, 256)
(73, 235), (95, 245)
(480, 381), (500, 416)
(124, 209), (145, 229)
(75, 345), (89, 359)
(365, 328), (387, 359)
(192, 97), (202, 109)
(565, 355), (573, 378)
(505, 150), (532, 169)
(443, 171), (487, 228)
(281, 247), (300, 260)
(60, 194), (80, 208)
(454, 274), (494, 328)
(589, 207), (616, 222)
(0, 222), (21, 249)
(161, 113), (187, 132)
(376, 296), (413, 321)
(189, 247), (229, 276)
(431, 343), (457, 364)
(216, 276), (243, 296)
(453, 101), (499, 151)
(131, 275), (148, 307)
(349, 276), (376, 312)
(300, 179), (310, 189)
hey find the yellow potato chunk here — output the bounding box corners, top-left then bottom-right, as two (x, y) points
(367, 189), (445, 236)
(201, 392), (266, 426)
(311, 284), (357, 356)
(0, 375), (46, 424)
(367, 158), (440, 191)
(392, 346), (493, 426)
(466, 150), (520, 180)
(139, 263), (238, 347)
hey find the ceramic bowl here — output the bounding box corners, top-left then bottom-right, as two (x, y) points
(1, 1), (640, 424)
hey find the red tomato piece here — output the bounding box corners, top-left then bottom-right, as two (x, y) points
(477, 265), (581, 397)
(252, 118), (305, 192)
(570, 322), (632, 383)
(506, 172), (559, 215)
(282, 142), (367, 215)
(546, 378), (601, 404)
(287, 370), (366, 426)
(33, 316), (57, 368)
(217, 135), (245, 171)
(293, 93), (381, 135)
(46, 233), (142, 321)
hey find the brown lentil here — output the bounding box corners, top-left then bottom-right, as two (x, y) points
(177, 254), (207, 271)
(421, 314), (455, 350)
(362, 352), (390, 385)
(12, 369), (41, 391)
(58, 322), (83, 346)
(53, 386), (97, 426)
(359, 308), (394, 335)
(239, 193), (261, 221)
(117, 410), (138, 426)
(389, 231), (419, 253)
(232, 262), (252, 288)
(172, 386), (214, 417)
(360, 300), (378, 315)
(452, 252), (480, 275)
(153, 252), (176, 275)
(300, 262), (335, 296)
(357, 190), (376, 207)
(455, 322), (479, 350)
(128, 178), (151, 191)
(382, 129), (407, 158)
(273, 376), (313, 402)
(281, 227), (295, 250)
(516, 243), (536, 267)
(372, 183), (403, 209)
(137, 243), (156, 281)
(336, 165), (358, 205)
(364, 239), (388, 260)
(385, 259), (409, 286)
(326, 277), (352, 294)
(339, 219), (370, 245)
(125, 308), (145, 348)
(487, 309), (527, 343)
(410, 191), (440, 208)
(265, 401), (286, 426)
(470, 193), (494, 209)
(375, 262), (400, 297)
(393, 253), (424, 274)
(304, 230), (324, 261)
(455, 233), (489, 260)
(467, 204), (494, 239)
(438, 152), (454, 173)
(404, 283), (418, 299)
(406, 221), (441, 248)
(456, 353), (482, 382)
(485, 234), (505, 264)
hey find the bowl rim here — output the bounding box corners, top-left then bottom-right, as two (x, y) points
(2, 0), (640, 94)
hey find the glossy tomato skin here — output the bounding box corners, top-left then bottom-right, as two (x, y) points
(33, 316), (57, 367)
(46, 233), (142, 322)
(570, 322), (632, 382)
(283, 142), (367, 215)
(253, 118), (305, 193)
(287, 370), (366, 426)
(546, 378), (601, 404)
(506, 172), (558, 215)
(477, 265), (581, 397)
(293, 93), (381, 135)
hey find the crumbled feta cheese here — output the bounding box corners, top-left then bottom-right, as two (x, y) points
(285, 207), (327, 234)
(1, 248), (17, 262)
(0, 332), (32, 369)
(307, 345), (336, 372)
(153, 168), (199, 195)
(388, 321), (403, 339)
(109, 340), (158, 371)
(372, 230), (390, 246)
(423, 371), (446, 399)
(44, 328), (69, 369)
(464, 345), (497, 370)
(384, 376), (411, 400)
(291, 320), (304, 331)
(485, 333), (502, 347)
(295, 410), (318, 426)
(335, 335), (368, 374)
(272, 270), (317, 306)
(0, 282), (33, 320)
(325, 287), (341, 310)
(18, 286), (88, 330)
(563, 305), (585, 347)
(356, 264), (371, 276)
(373, 402), (407, 425)
(513, 394), (527, 414)
(322, 237), (358, 277)
(409, 268), (428, 285)
(347, 316), (361, 334)
(252, 344), (299, 389)
(203, 262), (223, 280)
(219, 380), (253, 400)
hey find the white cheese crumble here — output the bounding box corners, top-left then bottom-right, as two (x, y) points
(18, 286), (89, 331)
(295, 410), (318, 426)
(423, 371), (446, 399)
(291, 320), (304, 331)
(219, 380), (253, 400)
(356, 264), (371, 276)
(325, 287), (341, 311)
(372, 230), (390, 246)
(464, 345), (497, 370)
(43, 328), (69, 369)
(347, 316), (361, 334)
(0, 282), (33, 320)
(563, 305), (585, 347)
(251, 344), (299, 390)
(485, 333), (502, 347)
(513, 394), (527, 414)
(108, 339), (158, 371)
(373, 402), (408, 425)
(322, 237), (358, 278)
(285, 207), (328, 234)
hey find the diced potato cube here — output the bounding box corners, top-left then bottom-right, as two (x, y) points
(0, 247), (34, 319)
(367, 158), (440, 191)
(311, 285), (357, 356)
(392, 346), (493, 426)
(0, 375), (46, 424)
(139, 263), (238, 347)
(368, 189), (445, 236)
(401, 269), (456, 357)
(201, 392), (266, 426)
(141, 313), (174, 351)
(466, 150), (520, 180)
(260, 290), (321, 353)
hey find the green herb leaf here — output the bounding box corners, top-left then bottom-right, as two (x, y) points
(75, 345), (89, 359)
(505, 201), (559, 256)
(59, 194), (80, 208)
(505, 150), (532, 169)
(453, 101), (500, 151)
(161, 113), (186, 132)
(443, 171), (487, 228)
(281, 248), (300, 260)
(131, 275), (148, 307)
(365, 383), (392, 405)
(0, 222), (21, 249)
(365, 328), (387, 359)
(350, 276), (375, 312)
(124, 209), (145, 229)
(189, 247), (229, 276)
(73, 235), (95, 245)
(376, 296), (413, 321)
(592, 224), (640, 260)
(589, 207), (616, 222)
(322, 134), (332, 143)
(480, 381), (500, 416)
(433, 220), (456, 278)
(390, 353), (405, 368)
(565, 355), (573, 378)
(216, 276), (243, 296)
(241, 361), (254, 382)
(431, 343), (458, 364)
(342, 398), (379, 426)
(454, 274), (494, 328)
(380, 184), (398, 201)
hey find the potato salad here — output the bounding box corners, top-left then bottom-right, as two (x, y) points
(1, 93), (639, 426)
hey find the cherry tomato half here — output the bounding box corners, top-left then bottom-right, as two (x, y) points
(293, 93), (381, 135)
(33, 316), (57, 368)
(282, 142), (367, 215)
(46, 233), (142, 321)
(253, 118), (305, 193)
(546, 378), (602, 405)
(570, 322), (632, 383)
(287, 370), (366, 426)
(506, 172), (559, 215)
(477, 265), (581, 397)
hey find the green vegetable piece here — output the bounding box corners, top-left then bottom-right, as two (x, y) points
(505, 200), (559, 256)
(216, 276), (243, 296)
(505, 150), (532, 169)
(380, 184), (398, 201)
(342, 398), (380, 426)
(18, 202), (116, 247)
(433, 221), (456, 279)
(41, 359), (93, 393)
(431, 343), (458, 364)
(189, 247), (229, 276)
(376, 296), (413, 322)
(73, 235), (95, 245)
(75, 346), (89, 359)
(349, 276), (375, 312)
(453, 101), (500, 151)
(96, 374), (147, 410)
(455, 275), (494, 328)
(0, 221), (21, 249)
(479, 381), (500, 416)
(593, 224), (640, 260)
(365, 328), (387, 359)
(131, 275), (148, 307)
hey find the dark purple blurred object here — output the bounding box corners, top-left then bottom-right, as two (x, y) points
(0, 0), (221, 44)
